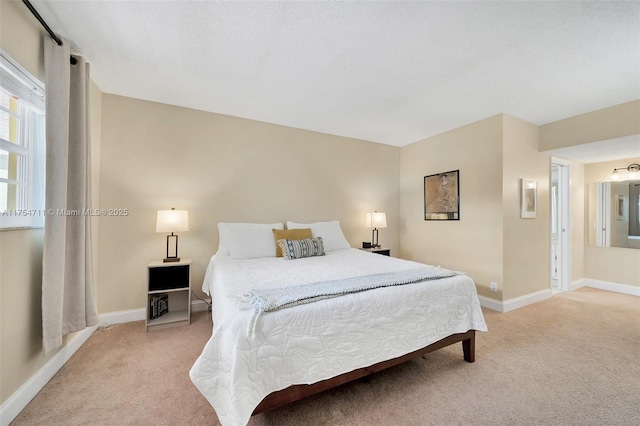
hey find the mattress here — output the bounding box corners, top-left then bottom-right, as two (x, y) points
(189, 248), (487, 426)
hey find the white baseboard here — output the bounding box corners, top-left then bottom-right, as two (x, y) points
(191, 298), (211, 312)
(99, 308), (145, 325)
(477, 280), (639, 317)
(581, 278), (640, 296)
(503, 289), (552, 312)
(477, 295), (503, 312)
(99, 299), (211, 325)
(571, 278), (587, 291)
(478, 288), (552, 313)
(0, 298), (210, 425)
(0, 324), (98, 426)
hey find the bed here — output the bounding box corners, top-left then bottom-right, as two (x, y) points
(189, 222), (487, 426)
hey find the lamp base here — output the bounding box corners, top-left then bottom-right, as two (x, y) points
(371, 228), (381, 249)
(164, 234), (180, 263)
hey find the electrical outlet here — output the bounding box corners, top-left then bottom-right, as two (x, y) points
(490, 282), (498, 292)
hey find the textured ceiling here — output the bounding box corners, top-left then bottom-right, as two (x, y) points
(32, 0), (639, 152)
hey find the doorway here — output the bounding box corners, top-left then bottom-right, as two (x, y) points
(551, 158), (571, 293)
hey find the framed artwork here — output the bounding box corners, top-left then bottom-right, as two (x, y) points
(616, 194), (625, 221)
(521, 179), (537, 219)
(424, 170), (459, 220)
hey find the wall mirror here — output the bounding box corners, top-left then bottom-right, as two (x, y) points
(588, 180), (640, 249)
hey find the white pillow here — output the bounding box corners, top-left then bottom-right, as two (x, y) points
(286, 220), (350, 252)
(228, 227), (278, 259)
(217, 222), (284, 256)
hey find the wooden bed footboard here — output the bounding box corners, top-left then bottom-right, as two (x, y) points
(252, 330), (476, 415)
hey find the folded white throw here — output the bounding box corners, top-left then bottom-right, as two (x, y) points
(239, 266), (458, 336)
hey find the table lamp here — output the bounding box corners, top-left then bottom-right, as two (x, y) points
(366, 211), (387, 248)
(156, 208), (189, 262)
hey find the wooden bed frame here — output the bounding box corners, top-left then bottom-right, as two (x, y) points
(252, 329), (476, 415)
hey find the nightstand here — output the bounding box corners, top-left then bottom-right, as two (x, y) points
(360, 247), (390, 256)
(146, 259), (191, 332)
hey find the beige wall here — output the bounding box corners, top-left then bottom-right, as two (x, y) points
(97, 94), (400, 313)
(0, 0), (48, 405)
(583, 157), (640, 286)
(540, 100), (640, 151)
(0, 0), (44, 80)
(1, 0), (635, 409)
(0, 0), (47, 405)
(400, 114), (554, 302)
(0, 230), (45, 403)
(541, 101), (639, 287)
(502, 115), (550, 300)
(0, 0), (104, 405)
(399, 115), (504, 299)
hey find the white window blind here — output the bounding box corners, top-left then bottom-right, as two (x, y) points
(0, 49), (45, 229)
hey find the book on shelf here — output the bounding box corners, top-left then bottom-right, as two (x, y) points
(149, 293), (169, 320)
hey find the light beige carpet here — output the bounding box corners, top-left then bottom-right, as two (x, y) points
(11, 288), (640, 425)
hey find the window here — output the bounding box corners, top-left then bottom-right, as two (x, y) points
(0, 50), (45, 229)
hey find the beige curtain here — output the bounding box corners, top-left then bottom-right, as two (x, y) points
(42, 36), (98, 354)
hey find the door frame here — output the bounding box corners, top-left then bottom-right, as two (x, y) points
(551, 157), (572, 292)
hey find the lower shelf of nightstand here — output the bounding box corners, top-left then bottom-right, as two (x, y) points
(146, 309), (190, 332)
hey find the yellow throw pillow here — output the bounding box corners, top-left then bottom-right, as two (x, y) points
(273, 228), (312, 257)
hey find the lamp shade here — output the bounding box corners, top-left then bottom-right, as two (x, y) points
(366, 212), (387, 228)
(156, 209), (189, 233)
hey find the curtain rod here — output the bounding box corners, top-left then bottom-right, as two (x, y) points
(22, 0), (77, 64)
(22, 0), (62, 45)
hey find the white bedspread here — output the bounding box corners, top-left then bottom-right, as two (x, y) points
(189, 249), (487, 426)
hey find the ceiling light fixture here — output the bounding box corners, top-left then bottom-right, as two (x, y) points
(611, 163), (640, 180)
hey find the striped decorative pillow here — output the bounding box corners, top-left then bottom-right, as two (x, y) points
(273, 228), (312, 257)
(277, 237), (325, 260)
